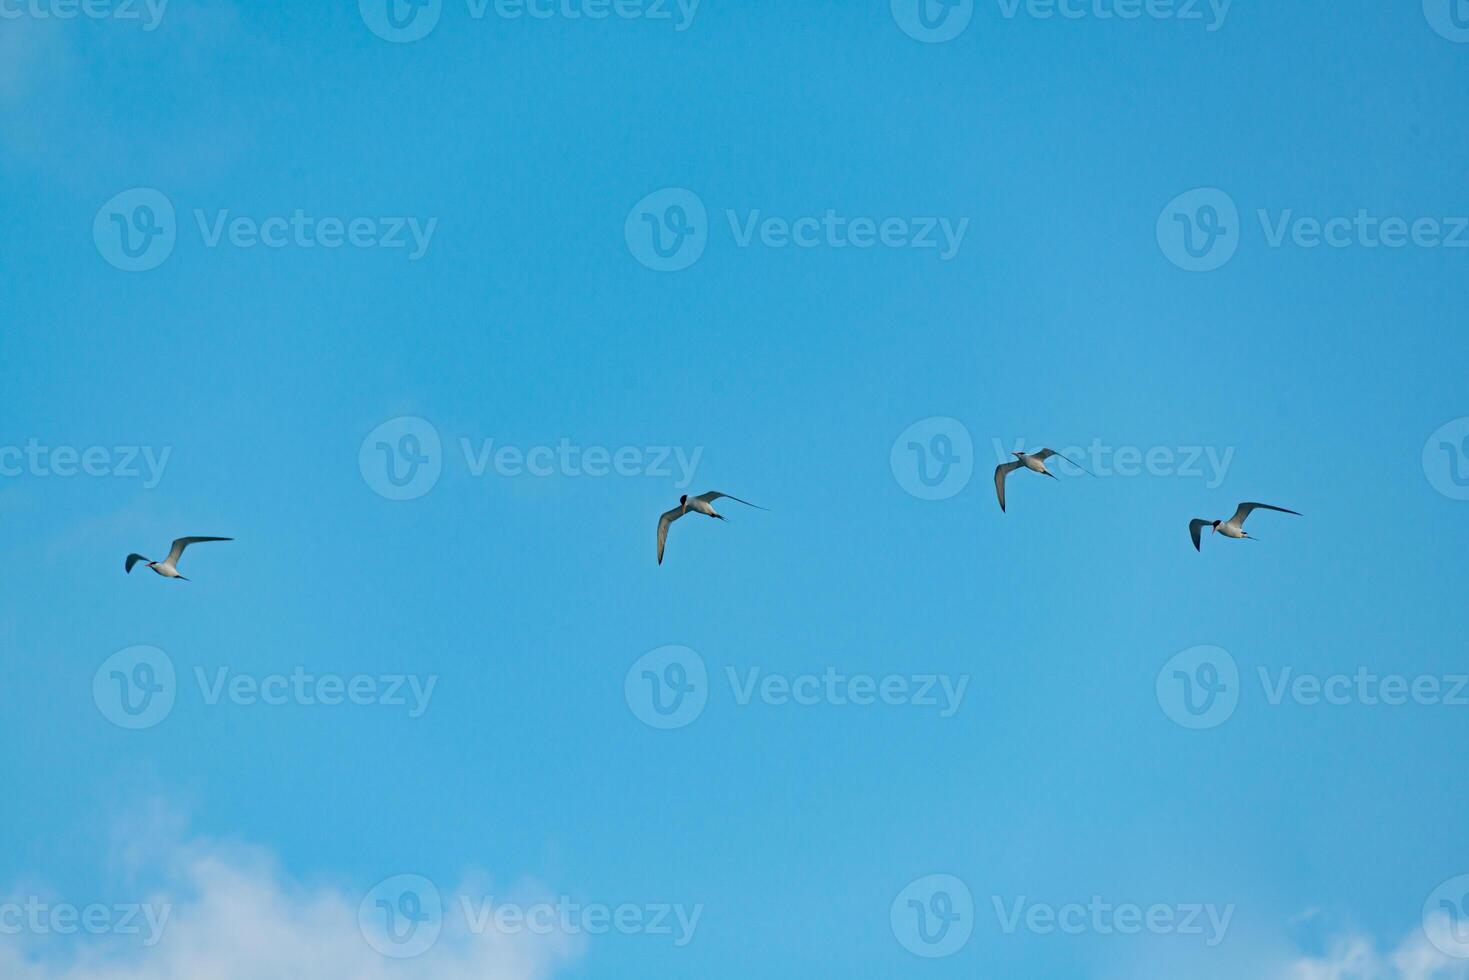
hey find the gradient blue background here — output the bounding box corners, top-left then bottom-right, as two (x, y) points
(2, 1), (1468, 976)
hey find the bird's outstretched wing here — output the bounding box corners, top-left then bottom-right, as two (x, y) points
(694, 491), (767, 510)
(1188, 519), (1211, 552)
(124, 553), (151, 573)
(656, 507), (684, 565)
(1033, 448), (1093, 475)
(165, 536), (233, 566)
(994, 460), (1023, 512)
(1229, 503), (1301, 527)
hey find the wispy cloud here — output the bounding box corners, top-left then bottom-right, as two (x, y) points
(1289, 922), (1469, 980)
(0, 824), (583, 980)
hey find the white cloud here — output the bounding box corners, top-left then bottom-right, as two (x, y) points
(1289, 922), (1469, 980)
(0, 830), (583, 980)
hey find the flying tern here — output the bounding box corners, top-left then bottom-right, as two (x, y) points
(125, 536), (233, 580)
(1189, 503), (1300, 550)
(657, 492), (766, 565)
(993, 449), (1091, 512)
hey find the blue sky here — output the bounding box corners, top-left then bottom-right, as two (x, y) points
(3, 1), (1469, 977)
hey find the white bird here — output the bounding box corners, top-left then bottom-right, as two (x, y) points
(1190, 503), (1300, 551)
(657, 492), (766, 565)
(993, 449), (1091, 512)
(125, 536), (233, 580)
